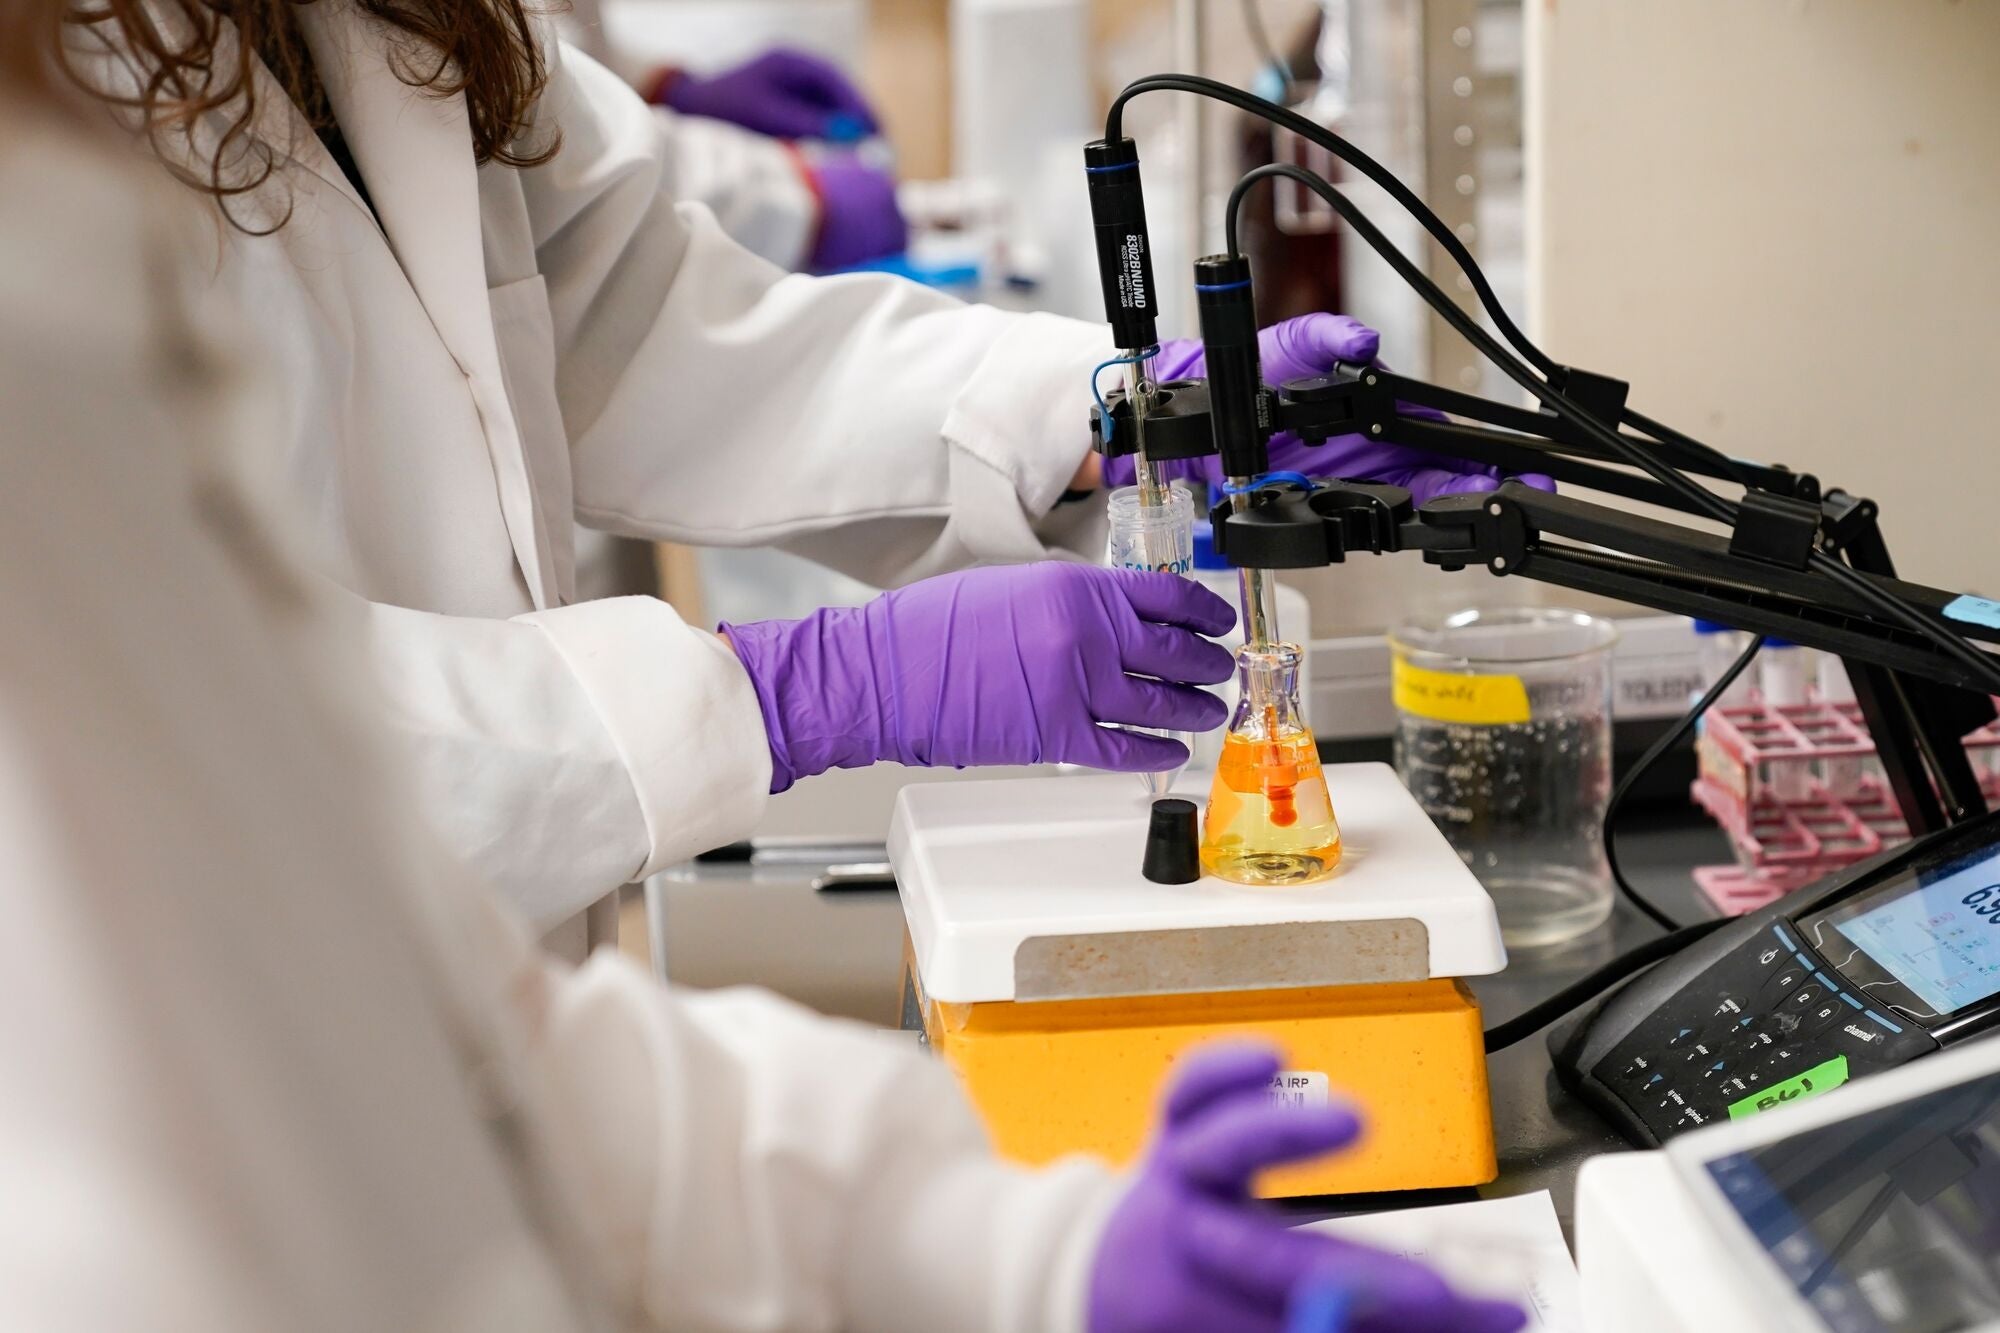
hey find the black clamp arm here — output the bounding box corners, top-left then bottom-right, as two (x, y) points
(1095, 361), (1819, 518)
(1208, 477), (2000, 695)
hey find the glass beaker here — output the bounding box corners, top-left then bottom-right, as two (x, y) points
(1200, 643), (1342, 885)
(1390, 607), (1618, 948)
(1107, 483), (1198, 796)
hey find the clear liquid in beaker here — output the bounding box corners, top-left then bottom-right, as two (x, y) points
(1201, 645), (1341, 886)
(1394, 710), (1613, 947)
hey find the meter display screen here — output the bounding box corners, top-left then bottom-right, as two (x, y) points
(1703, 1069), (2000, 1333)
(1818, 844), (2000, 1019)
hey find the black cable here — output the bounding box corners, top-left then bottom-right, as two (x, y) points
(1482, 917), (1728, 1053)
(1222, 158), (2000, 699)
(1224, 162), (1743, 524)
(1112, 74), (1559, 382)
(1112, 75), (1760, 488)
(1607, 633), (1766, 931)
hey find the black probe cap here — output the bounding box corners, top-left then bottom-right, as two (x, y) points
(1142, 798), (1203, 884)
(1194, 254), (1271, 481)
(1084, 138), (1160, 350)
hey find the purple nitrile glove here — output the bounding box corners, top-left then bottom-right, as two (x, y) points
(1088, 1045), (1529, 1333)
(659, 48), (879, 141)
(723, 563), (1235, 793)
(806, 153), (908, 271)
(1104, 313), (1555, 506)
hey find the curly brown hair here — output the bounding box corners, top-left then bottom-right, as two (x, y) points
(51, 0), (556, 229)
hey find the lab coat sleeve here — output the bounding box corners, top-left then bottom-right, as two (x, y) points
(364, 632), (1130, 1332)
(652, 107), (819, 271)
(354, 591), (772, 926)
(509, 944), (1124, 1332)
(522, 40), (1115, 588)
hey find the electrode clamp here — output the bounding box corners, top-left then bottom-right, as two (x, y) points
(1206, 479), (1415, 569)
(1089, 381), (1219, 461)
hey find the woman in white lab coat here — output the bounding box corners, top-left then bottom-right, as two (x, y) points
(55, 0), (1514, 946)
(0, 81), (1521, 1333)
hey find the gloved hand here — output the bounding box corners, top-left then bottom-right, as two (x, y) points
(1089, 1045), (1528, 1333)
(806, 152), (908, 271)
(657, 48), (879, 142)
(722, 563), (1235, 793)
(1104, 314), (1555, 506)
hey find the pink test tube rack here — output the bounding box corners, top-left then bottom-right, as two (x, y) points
(1689, 690), (2000, 916)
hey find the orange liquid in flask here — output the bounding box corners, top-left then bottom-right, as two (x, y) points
(1201, 654), (1342, 887)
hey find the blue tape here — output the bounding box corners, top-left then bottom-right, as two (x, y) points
(822, 112), (870, 145)
(1220, 471), (1317, 496)
(1089, 346), (1162, 446)
(1252, 61), (1289, 104)
(1285, 1285), (1351, 1333)
(1083, 160), (1138, 175)
(1944, 594), (2000, 630)
(1193, 278), (1253, 293)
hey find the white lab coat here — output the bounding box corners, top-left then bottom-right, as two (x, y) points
(69, 2), (1110, 935)
(0, 109), (1117, 1333)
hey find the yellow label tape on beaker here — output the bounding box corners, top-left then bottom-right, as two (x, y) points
(1392, 660), (1531, 725)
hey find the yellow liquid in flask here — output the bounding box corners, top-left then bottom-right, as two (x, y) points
(1201, 725), (1342, 886)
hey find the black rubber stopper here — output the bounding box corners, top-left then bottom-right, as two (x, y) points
(1142, 798), (1203, 884)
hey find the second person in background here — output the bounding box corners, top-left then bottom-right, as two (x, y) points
(559, 0), (907, 272)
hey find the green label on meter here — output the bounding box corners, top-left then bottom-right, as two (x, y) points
(1727, 1055), (1850, 1120)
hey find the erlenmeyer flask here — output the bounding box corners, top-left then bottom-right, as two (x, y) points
(1201, 643), (1341, 886)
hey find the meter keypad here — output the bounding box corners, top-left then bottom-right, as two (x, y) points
(1783, 981), (1826, 1014)
(1592, 922), (1938, 1140)
(1763, 963), (1809, 1000)
(1794, 994), (1848, 1039)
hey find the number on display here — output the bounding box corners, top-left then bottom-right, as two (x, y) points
(1964, 885), (2000, 921)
